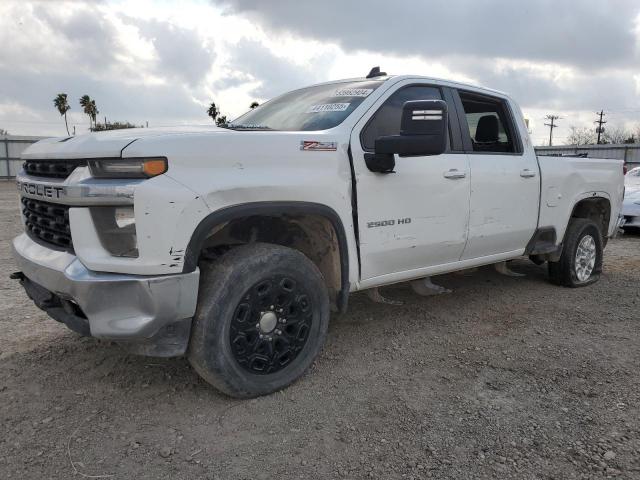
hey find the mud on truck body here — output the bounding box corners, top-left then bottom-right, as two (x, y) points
(12, 70), (624, 397)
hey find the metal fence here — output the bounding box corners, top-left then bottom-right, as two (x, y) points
(1, 135), (48, 179)
(535, 144), (640, 168)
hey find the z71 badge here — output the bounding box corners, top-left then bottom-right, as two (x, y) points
(367, 218), (411, 228)
(300, 141), (337, 151)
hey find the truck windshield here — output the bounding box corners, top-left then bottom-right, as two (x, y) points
(228, 80), (385, 131)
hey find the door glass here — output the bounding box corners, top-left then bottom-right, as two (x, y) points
(458, 91), (518, 153)
(361, 85), (443, 151)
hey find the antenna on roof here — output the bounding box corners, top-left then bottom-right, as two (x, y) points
(366, 66), (387, 79)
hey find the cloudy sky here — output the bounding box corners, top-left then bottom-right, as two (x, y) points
(1, 0), (639, 145)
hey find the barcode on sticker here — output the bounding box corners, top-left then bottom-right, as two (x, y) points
(307, 103), (350, 113)
(334, 88), (373, 97)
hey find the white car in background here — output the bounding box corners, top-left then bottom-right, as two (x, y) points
(623, 167), (640, 229)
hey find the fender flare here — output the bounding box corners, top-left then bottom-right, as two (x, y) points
(183, 201), (350, 312)
(568, 193), (612, 236)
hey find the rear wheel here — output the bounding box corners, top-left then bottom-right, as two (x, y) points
(188, 243), (330, 398)
(548, 218), (603, 287)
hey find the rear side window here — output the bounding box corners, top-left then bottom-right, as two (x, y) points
(361, 85), (443, 151)
(458, 91), (519, 153)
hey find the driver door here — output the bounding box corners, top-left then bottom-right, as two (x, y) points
(350, 82), (471, 283)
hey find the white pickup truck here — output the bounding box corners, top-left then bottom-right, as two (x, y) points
(12, 69), (624, 397)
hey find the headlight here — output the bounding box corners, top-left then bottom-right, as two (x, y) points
(88, 157), (168, 179)
(90, 206), (138, 257)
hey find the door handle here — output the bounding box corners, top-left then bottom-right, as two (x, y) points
(443, 169), (466, 179)
(520, 169), (537, 178)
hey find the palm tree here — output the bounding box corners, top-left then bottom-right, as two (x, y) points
(89, 99), (99, 130)
(250, 101), (259, 109)
(207, 102), (219, 122)
(79, 95), (93, 130)
(53, 93), (71, 135)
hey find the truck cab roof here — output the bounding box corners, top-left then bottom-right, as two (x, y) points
(304, 74), (510, 100)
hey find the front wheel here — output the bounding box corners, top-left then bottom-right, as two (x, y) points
(548, 218), (603, 287)
(188, 243), (330, 398)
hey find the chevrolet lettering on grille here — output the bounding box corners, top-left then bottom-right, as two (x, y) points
(17, 181), (64, 199)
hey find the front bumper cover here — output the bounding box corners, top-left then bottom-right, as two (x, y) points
(12, 233), (199, 343)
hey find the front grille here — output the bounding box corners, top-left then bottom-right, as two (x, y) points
(21, 197), (72, 250)
(23, 159), (86, 179)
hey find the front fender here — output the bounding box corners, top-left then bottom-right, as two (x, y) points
(181, 201), (351, 312)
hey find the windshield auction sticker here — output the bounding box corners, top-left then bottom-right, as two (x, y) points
(307, 103), (350, 113)
(334, 88), (373, 97)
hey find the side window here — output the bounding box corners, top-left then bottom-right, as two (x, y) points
(458, 91), (519, 153)
(361, 85), (443, 151)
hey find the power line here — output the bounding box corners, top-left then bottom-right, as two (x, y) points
(595, 110), (607, 144)
(544, 115), (561, 147)
(600, 109), (640, 114)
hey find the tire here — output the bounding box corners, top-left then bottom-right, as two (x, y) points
(188, 243), (330, 398)
(548, 218), (603, 287)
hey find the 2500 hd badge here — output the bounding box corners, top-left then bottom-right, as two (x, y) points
(367, 218), (412, 228)
(17, 181), (64, 199)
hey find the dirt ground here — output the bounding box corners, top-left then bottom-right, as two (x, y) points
(1, 180), (639, 480)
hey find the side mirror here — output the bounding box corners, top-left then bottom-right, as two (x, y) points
(365, 100), (448, 173)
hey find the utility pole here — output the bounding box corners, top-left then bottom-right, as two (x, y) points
(544, 115), (560, 146)
(595, 110), (607, 144)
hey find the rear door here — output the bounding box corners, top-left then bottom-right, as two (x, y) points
(350, 81), (470, 281)
(453, 89), (540, 260)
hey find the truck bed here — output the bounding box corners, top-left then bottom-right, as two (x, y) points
(537, 155), (624, 240)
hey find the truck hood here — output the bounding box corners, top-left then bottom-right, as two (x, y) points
(21, 126), (227, 159)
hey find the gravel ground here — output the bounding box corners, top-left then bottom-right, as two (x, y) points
(1, 180), (639, 480)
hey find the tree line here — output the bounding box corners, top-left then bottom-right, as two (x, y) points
(207, 101), (259, 126)
(51, 93), (259, 134)
(53, 93), (99, 134)
(566, 124), (640, 146)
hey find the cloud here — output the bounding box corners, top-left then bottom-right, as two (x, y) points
(0, 1), (219, 134)
(0, 65), (206, 129)
(123, 16), (216, 86)
(31, 4), (127, 73)
(450, 58), (638, 112)
(216, 39), (332, 98)
(212, 0), (640, 143)
(216, 0), (640, 70)
(1, 0), (638, 143)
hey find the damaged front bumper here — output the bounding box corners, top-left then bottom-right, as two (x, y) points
(12, 233), (200, 356)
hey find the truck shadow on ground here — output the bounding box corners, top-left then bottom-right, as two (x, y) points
(5, 259), (552, 399)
